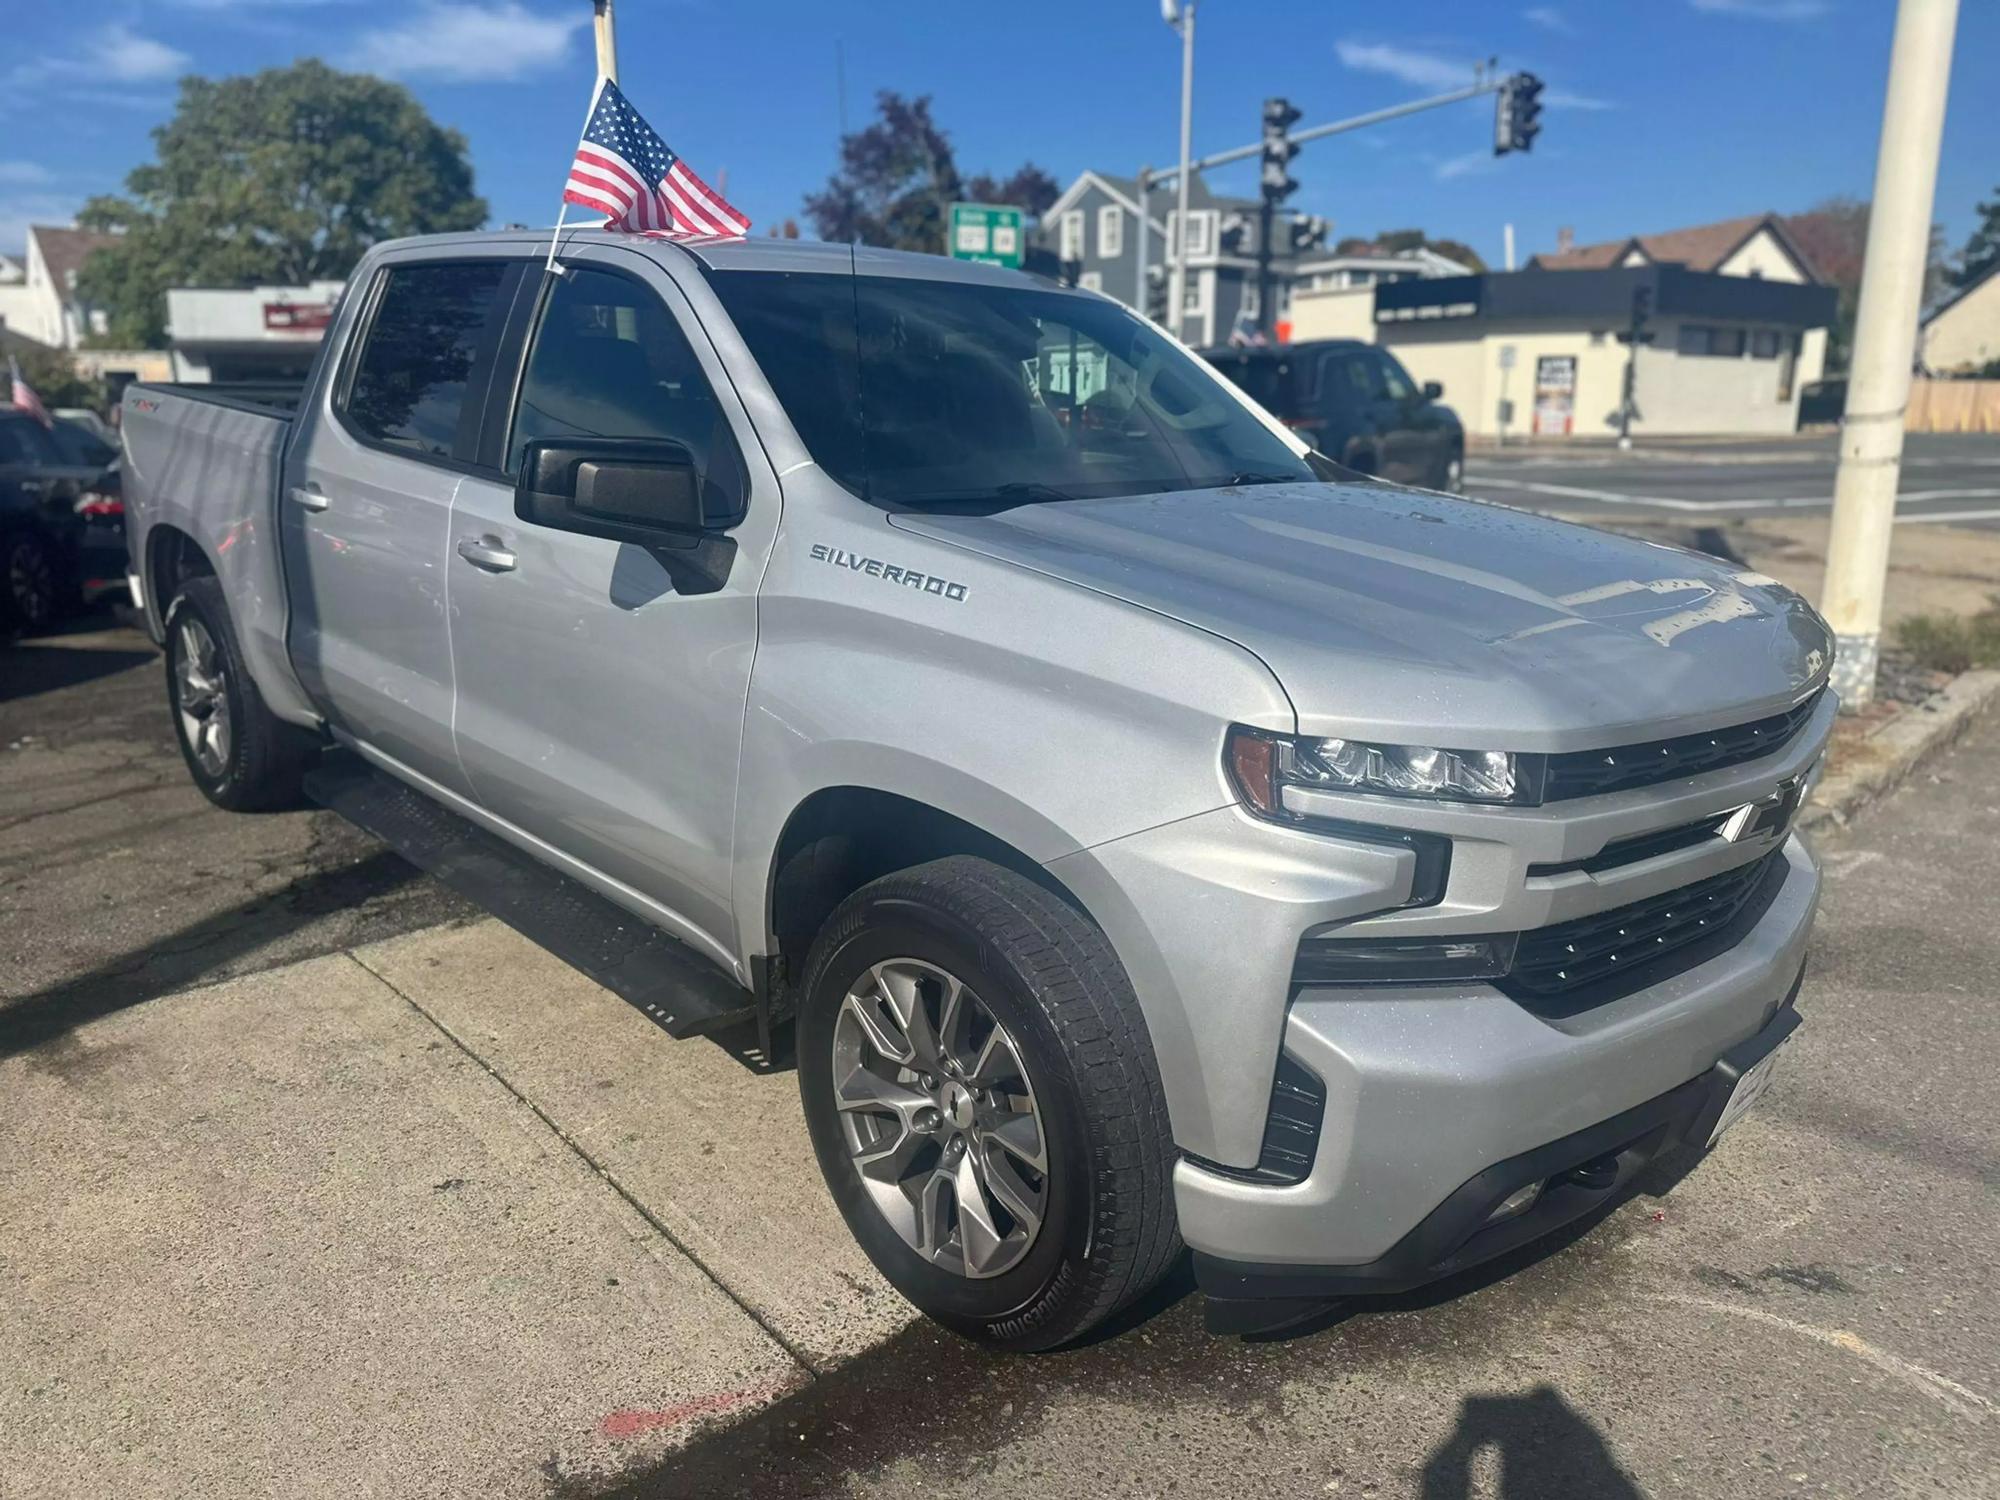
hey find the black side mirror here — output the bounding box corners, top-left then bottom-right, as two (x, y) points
(1421, 380), (1444, 401)
(516, 438), (737, 548)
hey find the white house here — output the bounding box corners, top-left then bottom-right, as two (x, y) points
(0, 225), (120, 349)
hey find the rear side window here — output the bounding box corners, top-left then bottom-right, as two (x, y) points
(344, 261), (511, 461)
(1318, 352), (1378, 409)
(0, 419), (63, 465)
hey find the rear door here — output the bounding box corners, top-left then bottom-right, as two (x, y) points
(281, 254), (520, 793)
(444, 248), (779, 966)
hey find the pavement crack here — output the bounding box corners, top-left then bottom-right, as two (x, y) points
(344, 948), (823, 1381)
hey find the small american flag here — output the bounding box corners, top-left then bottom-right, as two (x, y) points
(8, 355), (53, 428)
(563, 78), (749, 238)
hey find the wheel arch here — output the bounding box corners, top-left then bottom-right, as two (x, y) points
(761, 784), (1099, 997)
(146, 523), (215, 635)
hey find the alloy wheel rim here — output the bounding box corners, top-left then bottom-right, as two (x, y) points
(8, 540), (54, 626)
(174, 617), (232, 777)
(831, 958), (1049, 1280)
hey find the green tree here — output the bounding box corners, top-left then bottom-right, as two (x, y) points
(1334, 229), (1487, 273)
(1954, 186), (2000, 289)
(803, 92), (1057, 253)
(76, 60), (487, 347)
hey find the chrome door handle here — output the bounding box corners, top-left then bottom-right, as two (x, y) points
(456, 536), (517, 573)
(287, 485), (329, 512)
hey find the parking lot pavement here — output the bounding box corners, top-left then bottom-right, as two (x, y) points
(1465, 432), (2000, 530)
(0, 949), (806, 1499)
(2, 619), (471, 1037)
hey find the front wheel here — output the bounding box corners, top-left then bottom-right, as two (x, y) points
(798, 856), (1181, 1351)
(1441, 449), (1465, 494)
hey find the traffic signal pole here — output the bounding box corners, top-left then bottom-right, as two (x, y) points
(1821, 0), (1960, 710)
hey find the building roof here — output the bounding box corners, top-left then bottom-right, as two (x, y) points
(1922, 257), (2000, 327)
(32, 225), (121, 291)
(1527, 213), (1816, 281)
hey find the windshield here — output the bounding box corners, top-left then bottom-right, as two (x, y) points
(707, 269), (1318, 508)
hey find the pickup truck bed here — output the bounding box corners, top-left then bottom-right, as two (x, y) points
(123, 380), (320, 727)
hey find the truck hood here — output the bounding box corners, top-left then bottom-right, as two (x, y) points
(889, 482), (1833, 750)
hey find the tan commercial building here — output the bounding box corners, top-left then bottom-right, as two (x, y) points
(1922, 260), (2000, 375)
(1288, 214), (1836, 440)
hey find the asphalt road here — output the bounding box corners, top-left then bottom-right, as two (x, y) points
(1466, 432), (2000, 530)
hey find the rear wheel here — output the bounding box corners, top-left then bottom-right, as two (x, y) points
(165, 575), (313, 811)
(798, 856), (1181, 1351)
(1441, 448), (1465, 493)
(2, 528), (64, 634)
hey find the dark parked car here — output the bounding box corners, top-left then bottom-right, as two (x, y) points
(1202, 339), (1464, 492)
(1, 410), (125, 632)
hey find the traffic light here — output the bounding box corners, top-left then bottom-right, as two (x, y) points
(1494, 71), (1544, 156)
(1144, 263), (1169, 322)
(1261, 97), (1303, 204)
(1288, 215), (1330, 255)
(1614, 283), (1658, 346)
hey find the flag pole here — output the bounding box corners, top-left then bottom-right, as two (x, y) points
(547, 71), (613, 277)
(592, 0), (619, 84)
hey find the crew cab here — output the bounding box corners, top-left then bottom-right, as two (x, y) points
(121, 232), (1831, 1347)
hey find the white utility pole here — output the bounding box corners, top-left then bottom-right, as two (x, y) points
(1821, 0), (1959, 709)
(1503, 222), (1516, 272)
(1163, 1), (1196, 339)
(592, 0), (619, 83)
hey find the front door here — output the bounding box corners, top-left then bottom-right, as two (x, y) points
(282, 256), (518, 793)
(446, 250), (777, 968)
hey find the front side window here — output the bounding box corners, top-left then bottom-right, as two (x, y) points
(1373, 350), (1417, 401)
(708, 270), (1317, 509)
(345, 261), (511, 460)
(507, 266), (745, 511)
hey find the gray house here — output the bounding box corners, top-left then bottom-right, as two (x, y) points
(1034, 170), (1338, 347)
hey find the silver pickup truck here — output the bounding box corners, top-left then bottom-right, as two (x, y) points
(121, 230), (1832, 1348)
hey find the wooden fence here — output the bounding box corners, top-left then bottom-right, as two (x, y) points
(1907, 379), (2000, 433)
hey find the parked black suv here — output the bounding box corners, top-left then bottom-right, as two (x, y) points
(1202, 339), (1464, 492)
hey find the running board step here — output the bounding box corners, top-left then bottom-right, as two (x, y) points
(303, 751), (759, 1041)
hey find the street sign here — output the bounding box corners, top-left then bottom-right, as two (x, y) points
(1498, 343), (1517, 371)
(948, 202), (1024, 268)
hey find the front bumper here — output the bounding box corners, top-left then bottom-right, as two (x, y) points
(1196, 986), (1801, 1328)
(1175, 833), (1817, 1300)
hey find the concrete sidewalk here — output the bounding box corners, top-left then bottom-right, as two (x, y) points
(0, 920), (910, 1499)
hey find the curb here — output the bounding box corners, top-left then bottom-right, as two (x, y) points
(1798, 668), (2000, 834)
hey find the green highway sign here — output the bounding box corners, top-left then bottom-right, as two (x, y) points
(948, 202), (1024, 268)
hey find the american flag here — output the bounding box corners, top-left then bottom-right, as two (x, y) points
(562, 78), (749, 238)
(8, 355), (53, 428)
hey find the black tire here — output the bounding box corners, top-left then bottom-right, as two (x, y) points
(798, 855), (1181, 1351)
(163, 575), (313, 811)
(2, 528), (65, 634)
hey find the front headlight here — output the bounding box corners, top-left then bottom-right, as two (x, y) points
(1226, 726), (1544, 810)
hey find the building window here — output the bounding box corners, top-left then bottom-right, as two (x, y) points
(1677, 324), (1747, 357)
(1171, 210), (1214, 260)
(1750, 328), (1781, 359)
(1240, 281), (1260, 319)
(1059, 210), (1084, 263)
(1079, 271), (1103, 292)
(1097, 205), (1123, 259)
(1182, 272), (1206, 314)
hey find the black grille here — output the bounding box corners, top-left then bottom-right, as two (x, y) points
(1542, 692), (1821, 801)
(1508, 849), (1785, 1000)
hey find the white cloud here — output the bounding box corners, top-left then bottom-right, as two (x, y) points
(0, 162), (53, 185)
(1546, 89), (1615, 110)
(344, 3), (588, 82)
(95, 25), (193, 81)
(1434, 149), (1500, 182)
(1690, 0), (1828, 18)
(1334, 40), (1478, 92)
(1523, 7), (1573, 33)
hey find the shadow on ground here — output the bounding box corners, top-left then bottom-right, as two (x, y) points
(0, 642), (158, 704)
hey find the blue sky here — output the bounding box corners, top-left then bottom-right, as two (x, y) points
(3, 0), (1996, 271)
